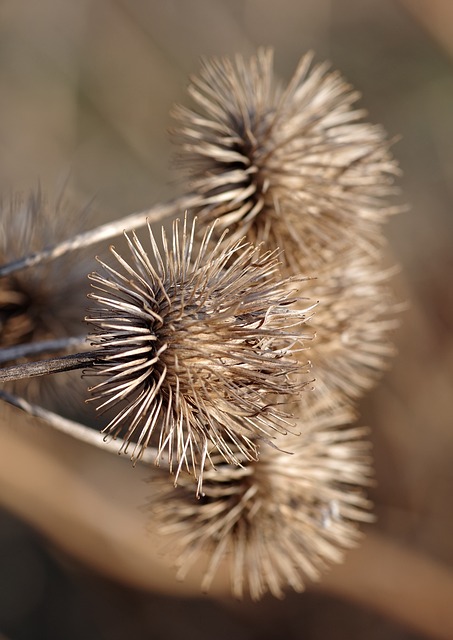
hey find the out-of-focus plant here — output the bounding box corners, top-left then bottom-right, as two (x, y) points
(1, 49), (402, 602)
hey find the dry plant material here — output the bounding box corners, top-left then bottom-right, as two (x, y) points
(86, 217), (313, 492)
(296, 246), (400, 405)
(0, 189), (92, 405)
(0, 49), (404, 604)
(172, 48), (399, 270)
(148, 404), (372, 600)
(172, 47), (402, 403)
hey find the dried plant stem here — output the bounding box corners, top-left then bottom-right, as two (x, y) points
(0, 194), (198, 277)
(0, 389), (159, 464)
(0, 351), (98, 383)
(317, 529), (453, 640)
(0, 335), (88, 364)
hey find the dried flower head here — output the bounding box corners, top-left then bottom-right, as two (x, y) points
(172, 49), (399, 270)
(0, 190), (85, 343)
(297, 245), (400, 405)
(86, 217), (313, 490)
(0, 188), (93, 406)
(148, 404), (372, 600)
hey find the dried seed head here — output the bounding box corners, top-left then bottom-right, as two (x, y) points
(86, 217), (313, 490)
(0, 189), (93, 406)
(172, 49), (399, 270)
(148, 404), (373, 600)
(297, 245), (401, 406)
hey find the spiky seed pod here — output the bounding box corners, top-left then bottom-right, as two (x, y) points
(86, 217), (313, 491)
(147, 404), (373, 600)
(0, 189), (93, 407)
(296, 244), (400, 406)
(172, 48), (399, 271)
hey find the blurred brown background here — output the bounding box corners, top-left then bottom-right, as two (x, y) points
(1, 0), (452, 638)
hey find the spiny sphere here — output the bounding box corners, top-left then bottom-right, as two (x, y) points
(86, 218), (313, 491)
(0, 189), (89, 347)
(295, 244), (400, 406)
(0, 189), (92, 405)
(172, 48), (399, 270)
(148, 404), (373, 600)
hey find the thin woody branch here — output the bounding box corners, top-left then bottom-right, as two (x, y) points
(0, 351), (98, 383)
(0, 194), (198, 277)
(0, 389), (160, 464)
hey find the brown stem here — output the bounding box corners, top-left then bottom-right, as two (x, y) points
(0, 388), (159, 464)
(0, 194), (198, 277)
(0, 351), (98, 383)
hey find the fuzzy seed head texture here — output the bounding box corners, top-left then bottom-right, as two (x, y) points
(148, 404), (373, 600)
(294, 244), (401, 407)
(0, 189), (88, 344)
(172, 48), (399, 271)
(86, 217), (314, 491)
(0, 188), (93, 406)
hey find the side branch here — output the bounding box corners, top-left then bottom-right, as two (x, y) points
(0, 194), (198, 277)
(0, 389), (159, 464)
(0, 351), (98, 383)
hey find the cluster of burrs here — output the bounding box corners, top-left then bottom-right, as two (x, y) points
(0, 49), (400, 599)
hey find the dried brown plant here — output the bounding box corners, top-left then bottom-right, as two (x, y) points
(148, 404), (372, 600)
(171, 48), (403, 406)
(294, 245), (400, 406)
(0, 188), (92, 408)
(0, 48), (405, 608)
(86, 217), (313, 492)
(172, 49), (399, 271)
